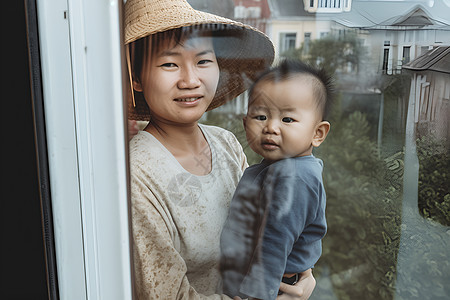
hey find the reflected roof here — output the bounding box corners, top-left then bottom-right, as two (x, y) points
(403, 46), (450, 74)
(268, 0), (450, 28)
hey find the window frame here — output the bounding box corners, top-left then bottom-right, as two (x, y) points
(35, 0), (133, 299)
(279, 32), (298, 54)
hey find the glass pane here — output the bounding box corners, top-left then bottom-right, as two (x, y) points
(127, 0), (450, 299)
(200, 1), (450, 300)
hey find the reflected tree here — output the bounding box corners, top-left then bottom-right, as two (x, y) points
(416, 135), (450, 226)
(311, 97), (403, 300)
(281, 32), (364, 76)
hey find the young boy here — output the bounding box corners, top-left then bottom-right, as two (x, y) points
(220, 59), (333, 300)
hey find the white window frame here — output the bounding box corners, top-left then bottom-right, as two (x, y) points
(36, 0), (133, 299)
(402, 45), (411, 64)
(304, 0), (352, 13)
(279, 32), (297, 54)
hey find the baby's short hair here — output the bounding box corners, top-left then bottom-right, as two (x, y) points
(249, 59), (334, 121)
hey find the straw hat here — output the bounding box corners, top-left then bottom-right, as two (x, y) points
(124, 0), (275, 120)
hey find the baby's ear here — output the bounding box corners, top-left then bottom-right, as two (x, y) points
(312, 121), (330, 147)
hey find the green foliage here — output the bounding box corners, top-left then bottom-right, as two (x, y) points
(281, 33), (365, 75)
(313, 97), (403, 300)
(416, 135), (450, 226)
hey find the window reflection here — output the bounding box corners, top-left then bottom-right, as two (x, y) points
(198, 0), (449, 299)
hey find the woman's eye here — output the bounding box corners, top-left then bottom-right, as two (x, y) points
(255, 115), (267, 121)
(198, 59), (213, 65)
(282, 117), (295, 123)
(160, 63), (177, 68)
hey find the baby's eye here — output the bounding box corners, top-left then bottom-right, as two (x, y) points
(255, 115), (267, 121)
(282, 117), (295, 123)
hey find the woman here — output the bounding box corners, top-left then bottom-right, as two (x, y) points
(125, 0), (316, 298)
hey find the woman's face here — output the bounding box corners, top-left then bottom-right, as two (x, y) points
(134, 36), (220, 126)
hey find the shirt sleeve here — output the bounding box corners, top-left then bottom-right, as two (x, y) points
(220, 173), (262, 299)
(131, 172), (231, 300)
(239, 169), (320, 300)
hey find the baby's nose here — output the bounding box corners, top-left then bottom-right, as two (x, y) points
(263, 119), (280, 134)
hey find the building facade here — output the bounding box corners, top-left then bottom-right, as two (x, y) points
(403, 46), (450, 144)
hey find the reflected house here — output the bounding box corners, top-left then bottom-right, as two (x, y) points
(264, 0), (450, 150)
(206, 0), (450, 117)
(229, 0), (450, 85)
(346, 5), (450, 76)
(215, 0), (355, 114)
(402, 46), (450, 145)
(329, 2), (450, 152)
(268, 0), (352, 58)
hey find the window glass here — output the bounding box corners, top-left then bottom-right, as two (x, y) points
(199, 1), (450, 299)
(127, 1), (449, 299)
(403, 46), (411, 64)
(280, 32), (298, 54)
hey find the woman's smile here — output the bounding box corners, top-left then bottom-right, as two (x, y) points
(173, 94), (204, 106)
(174, 96), (202, 102)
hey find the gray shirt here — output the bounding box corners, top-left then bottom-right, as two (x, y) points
(220, 155), (327, 300)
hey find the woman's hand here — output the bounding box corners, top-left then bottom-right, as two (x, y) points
(128, 119), (139, 141)
(277, 269), (316, 300)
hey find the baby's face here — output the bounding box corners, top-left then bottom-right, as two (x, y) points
(244, 76), (322, 161)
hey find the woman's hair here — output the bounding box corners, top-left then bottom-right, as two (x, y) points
(249, 59), (335, 121)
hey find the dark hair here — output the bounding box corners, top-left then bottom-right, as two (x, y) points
(249, 59), (334, 121)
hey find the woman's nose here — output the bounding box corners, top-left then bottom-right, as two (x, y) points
(178, 66), (201, 89)
(263, 119), (280, 135)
